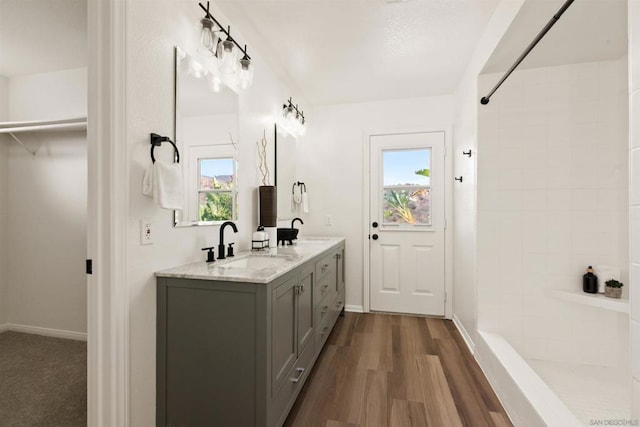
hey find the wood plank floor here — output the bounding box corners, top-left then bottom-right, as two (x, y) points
(284, 313), (512, 427)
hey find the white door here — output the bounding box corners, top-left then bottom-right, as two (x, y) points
(369, 132), (446, 316)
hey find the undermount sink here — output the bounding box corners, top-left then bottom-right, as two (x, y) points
(219, 255), (290, 270)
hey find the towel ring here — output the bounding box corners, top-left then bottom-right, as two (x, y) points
(150, 133), (180, 163)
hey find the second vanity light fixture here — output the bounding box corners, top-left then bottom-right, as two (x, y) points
(281, 98), (306, 138)
(197, 1), (254, 90)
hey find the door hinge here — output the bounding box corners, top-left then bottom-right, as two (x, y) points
(86, 259), (93, 275)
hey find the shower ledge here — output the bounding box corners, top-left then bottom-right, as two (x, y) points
(545, 288), (629, 314)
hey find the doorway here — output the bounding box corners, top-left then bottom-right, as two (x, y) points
(366, 131), (449, 316)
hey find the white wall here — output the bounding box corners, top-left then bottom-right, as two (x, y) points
(4, 68), (87, 335)
(628, 0), (640, 418)
(0, 76), (8, 326)
(122, 1), (307, 424)
(299, 96), (453, 311)
(451, 0), (525, 348)
(8, 68), (87, 121)
(477, 59), (629, 368)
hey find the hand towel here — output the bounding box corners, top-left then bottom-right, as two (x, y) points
(302, 191), (309, 213)
(153, 159), (184, 210)
(142, 164), (154, 197)
(142, 160), (184, 210)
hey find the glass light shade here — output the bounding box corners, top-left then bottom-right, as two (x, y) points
(238, 58), (253, 89)
(187, 56), (206, 78)
(218, 38), (239, 75)
(200, 18), (218, 53)
(206, 73), (222, 93)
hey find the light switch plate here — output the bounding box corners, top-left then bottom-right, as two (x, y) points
(141, 219), (153, 245)
(325, 215), (333, 226)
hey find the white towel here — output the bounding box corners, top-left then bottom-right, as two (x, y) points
(302, 191), (309, 213)
(142, 160), (184, 210)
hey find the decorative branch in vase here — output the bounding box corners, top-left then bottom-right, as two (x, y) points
(256, 129), (270, 186)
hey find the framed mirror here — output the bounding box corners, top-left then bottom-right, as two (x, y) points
(274, 124), (298, 221)
(173, 47), (240, 227)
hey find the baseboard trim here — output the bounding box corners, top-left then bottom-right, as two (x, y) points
(345, 305), (364, 313)
(0, 323), (87, 341)
(452, 314), (475, 354)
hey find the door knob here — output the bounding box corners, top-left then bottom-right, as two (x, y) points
(372, 234), (379, 240)
(372, 222), (379, 228)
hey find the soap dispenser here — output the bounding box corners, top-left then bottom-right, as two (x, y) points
(583, 266), (598, 294)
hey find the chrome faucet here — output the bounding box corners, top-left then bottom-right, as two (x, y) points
(218, 221), (238, 260)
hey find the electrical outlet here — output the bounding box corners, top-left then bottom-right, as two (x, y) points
(141, 219), (153, 245)
(325, 215), (333, 226)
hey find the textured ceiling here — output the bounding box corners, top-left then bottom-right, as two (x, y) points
(0, 0), (87, 77)
(482, 0), (627, 74)
(217, 0), (500, 105)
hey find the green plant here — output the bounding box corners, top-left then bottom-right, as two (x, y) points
(384, 189), (416, 224)
(605, 279), (624, 288)
(415, 168), (430, 178)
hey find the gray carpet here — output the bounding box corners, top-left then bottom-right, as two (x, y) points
(0, 331), (86, 426)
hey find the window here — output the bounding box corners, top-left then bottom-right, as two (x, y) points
(198, 157), (236, 222)
(382, 148), (431, 225)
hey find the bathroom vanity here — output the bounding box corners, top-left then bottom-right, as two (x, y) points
(155, 238), (345, 427)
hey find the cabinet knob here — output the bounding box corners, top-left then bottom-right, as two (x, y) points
(322, 284), (329, 292)
(321, 305), (329, 314)
(336, 301), (343, 308)
(320, 326), (329, 336)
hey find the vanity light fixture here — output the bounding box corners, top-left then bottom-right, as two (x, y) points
(197, 2), (253, 90)
(281, 98), (307, 138)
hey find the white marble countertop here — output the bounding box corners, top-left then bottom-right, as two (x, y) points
(155, 237), (345, 284)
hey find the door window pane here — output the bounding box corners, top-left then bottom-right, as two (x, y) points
(382, 149), (431, 225)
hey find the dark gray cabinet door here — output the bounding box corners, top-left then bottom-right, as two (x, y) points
(297, 271), (314, 353)
(272, 276), (297, 394)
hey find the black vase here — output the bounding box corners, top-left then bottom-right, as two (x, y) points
(259, 186), (277, 227)
(583, 268), (598, 294)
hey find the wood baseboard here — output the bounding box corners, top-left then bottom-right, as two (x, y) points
(0, 323), (87, 341)
(344, 304), (364, 313)
(452, 314), (475, 354)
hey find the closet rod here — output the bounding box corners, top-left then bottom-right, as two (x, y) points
(480, 0), (575, 105)
(0, 122), (87, 134)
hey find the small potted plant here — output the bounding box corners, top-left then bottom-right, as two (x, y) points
(604, 279), (624, 299)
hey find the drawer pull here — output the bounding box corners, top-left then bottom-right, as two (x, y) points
(336, 301), (343, 308)
(320, 326), (329, 336)
(321, 305), (329, 314)
(321, 263), (329, 271)
(290, 367), (305, 383)
(321, 284), (329, 292)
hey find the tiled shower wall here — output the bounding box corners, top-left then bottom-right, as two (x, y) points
(477, 58), (629, 367)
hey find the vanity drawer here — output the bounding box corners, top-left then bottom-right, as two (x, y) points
(314, 273), (335, 306)
(270, 339), (314, 427)
(315, 252), (336, 285)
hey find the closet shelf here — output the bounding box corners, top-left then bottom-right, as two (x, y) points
(0, 116), (87, 134)
(545, 288), (629, 314)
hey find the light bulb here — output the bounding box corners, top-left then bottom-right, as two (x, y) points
(199, 17), (218, 54)
(239, 56), (253, 89)
(218, 37), (238, 75)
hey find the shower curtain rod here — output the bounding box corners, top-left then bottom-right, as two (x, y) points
(480, 0), (575, 105)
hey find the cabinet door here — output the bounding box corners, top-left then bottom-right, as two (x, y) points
(272, 276), (297, 394)
(297, 271), (314, 353)
(336, 247), (345, 293)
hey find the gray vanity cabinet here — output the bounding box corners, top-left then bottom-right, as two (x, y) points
(271, 266), (313, 395)
(156, 242), (345, 427)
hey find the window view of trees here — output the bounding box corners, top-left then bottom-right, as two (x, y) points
(199, 158), (234, 222)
